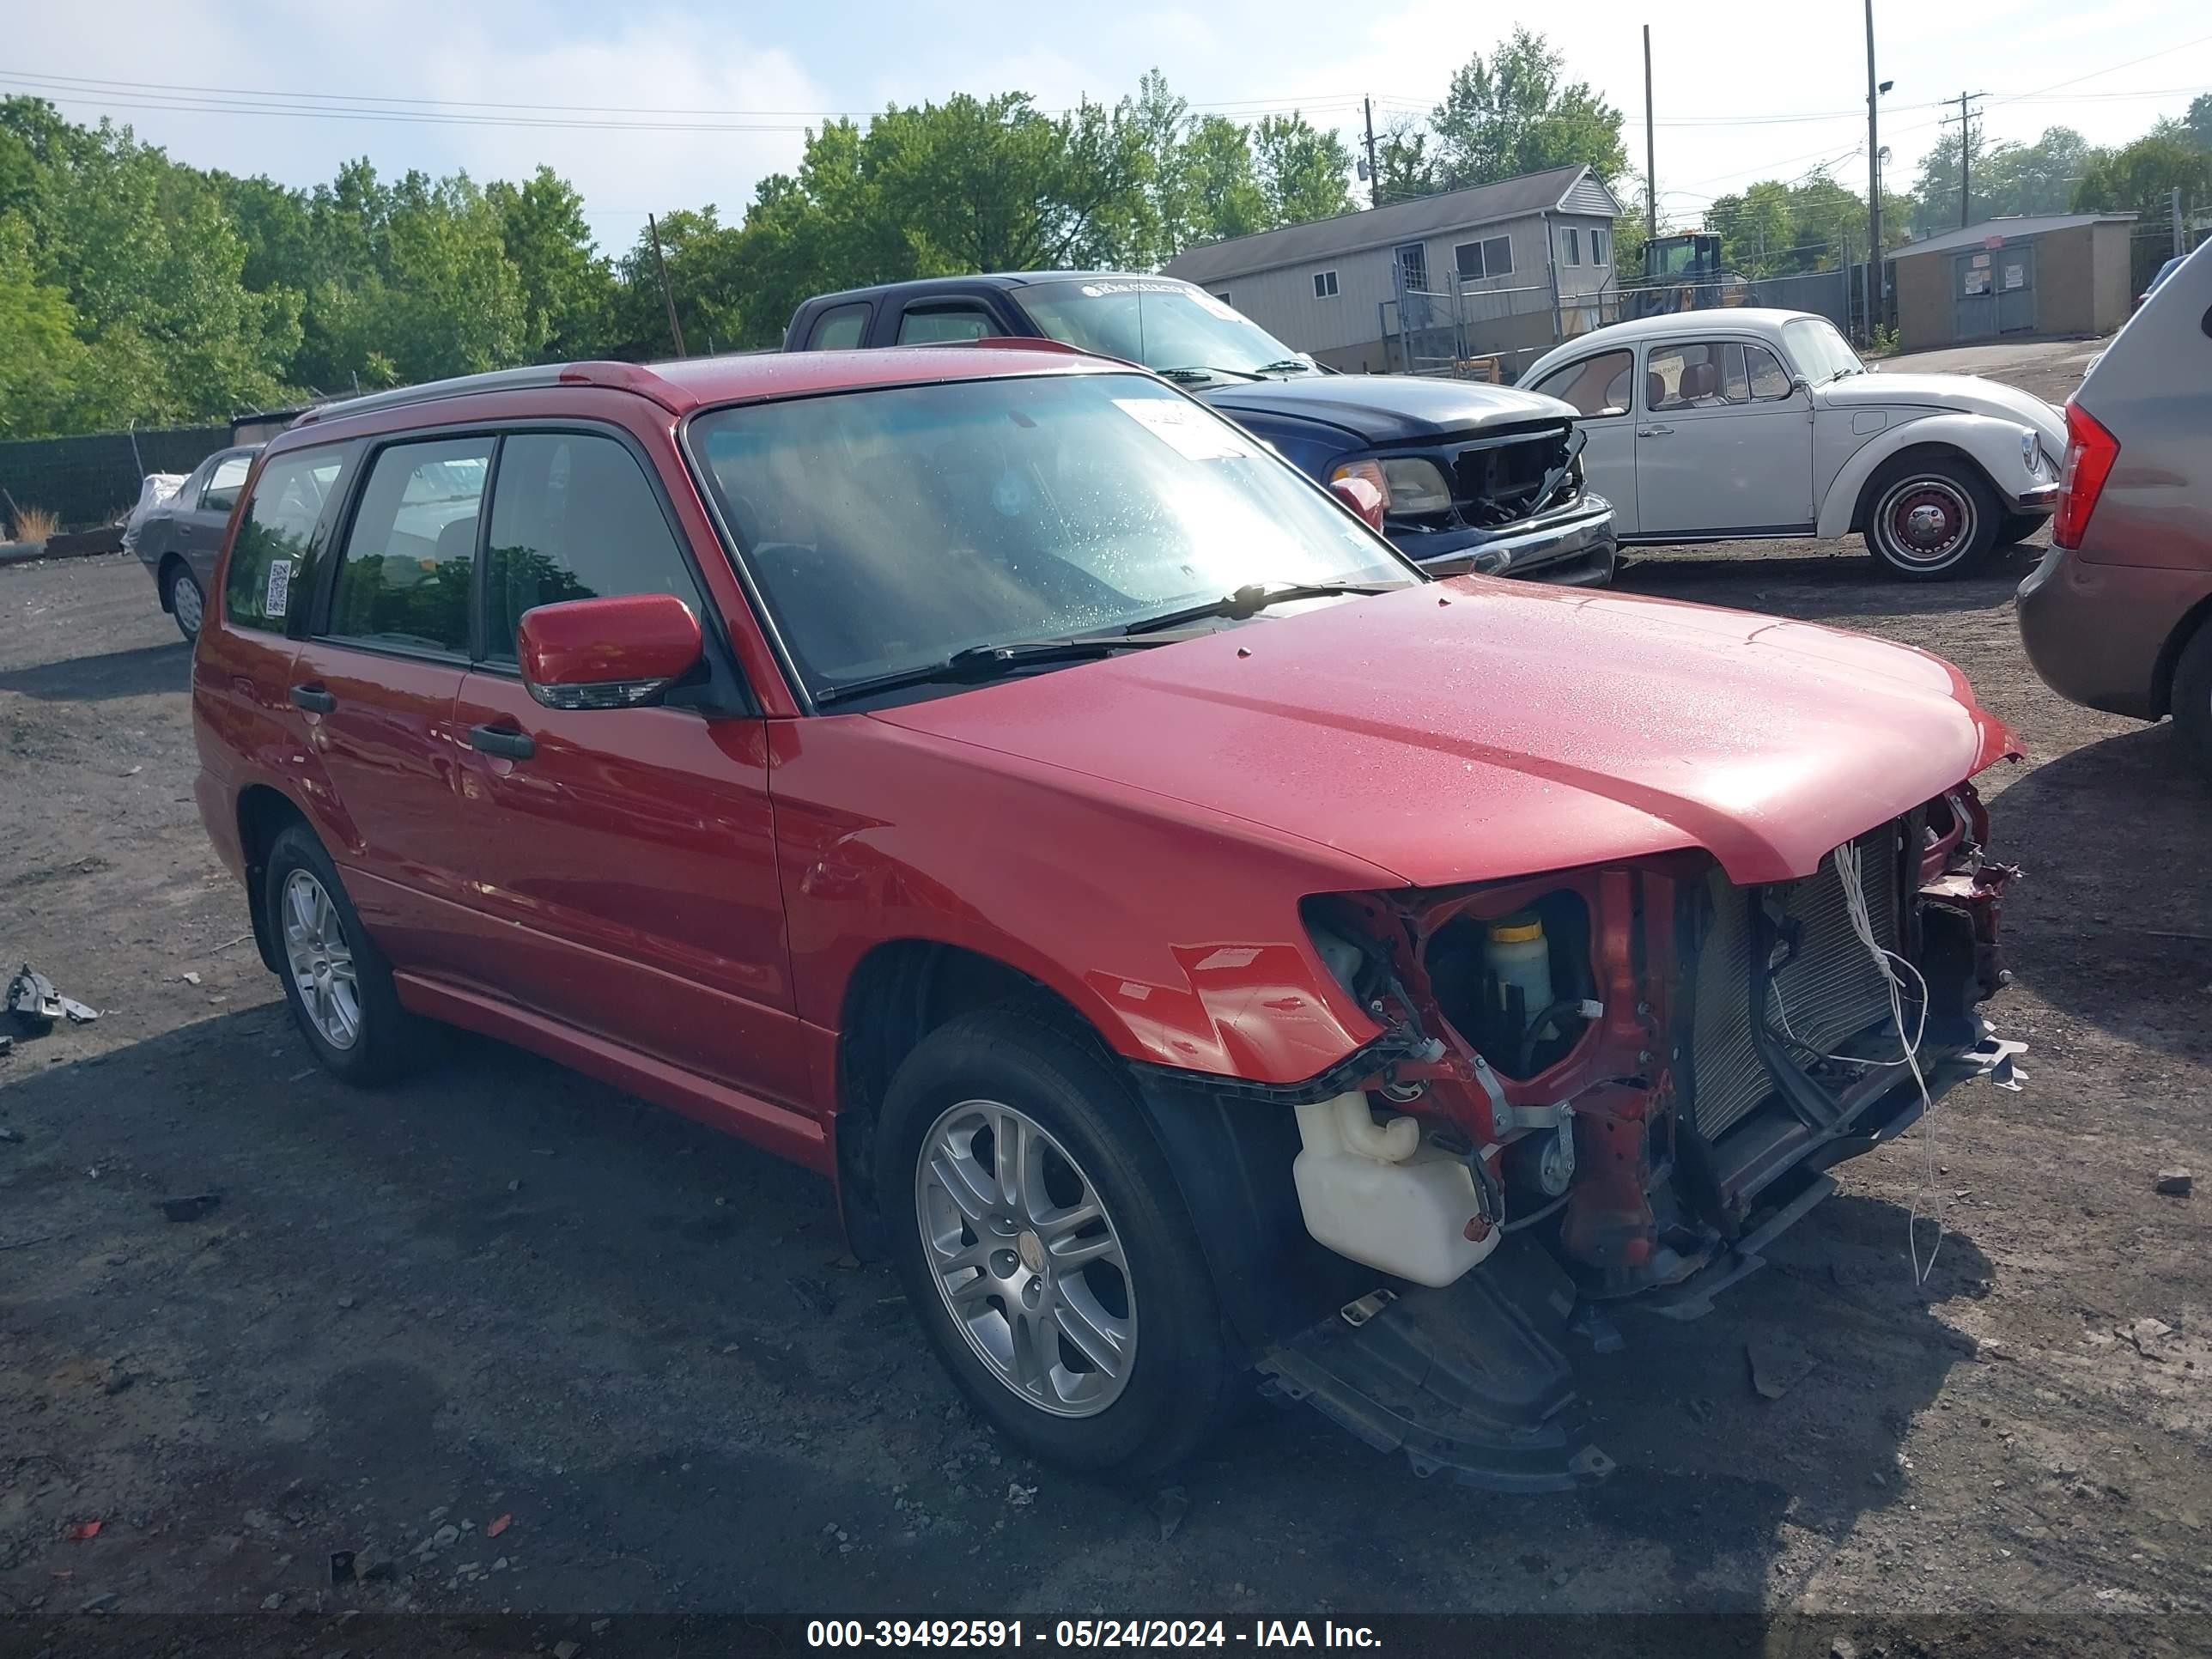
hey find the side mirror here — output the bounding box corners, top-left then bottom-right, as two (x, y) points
(1329, 473), (1387, 532)
(1792, 376), (1814, 397)
(518, 593), (703, 711)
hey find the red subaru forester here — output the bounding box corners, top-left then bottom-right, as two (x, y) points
(193, 344), (2022, 1488)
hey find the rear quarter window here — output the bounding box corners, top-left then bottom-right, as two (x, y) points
(223, 449), (347, 634)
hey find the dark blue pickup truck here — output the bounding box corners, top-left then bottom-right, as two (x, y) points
(784, 273), (1616, 585)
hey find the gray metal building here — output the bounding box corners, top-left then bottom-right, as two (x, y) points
(1162, 165), (1625, 376)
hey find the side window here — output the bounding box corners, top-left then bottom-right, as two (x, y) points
(1454, 241), (1484, 281)
(201, 453), (252, 515)
(896, 305), (994, 344)
(325, 437), (492, 656)
(1312, 270), (1339, 299)
(482, 432), (704, 665)
(223, 450), (345, 634)
(1533, 349), (1633, 418)
(807, 303), (871, 350)
(1745, 343), (1794, 399)
(1481, 234), (1512, 278)
(1644, 343), (1749, 410)
(1591, 228), (1609, 267)
(1561, 228), (1582, 266)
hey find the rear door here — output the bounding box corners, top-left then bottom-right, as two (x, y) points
(288, 435), (492, 966)
(178, 450), (254, 587)
(446, 427), (804, 1104)
(1633, 338), (1813, 535)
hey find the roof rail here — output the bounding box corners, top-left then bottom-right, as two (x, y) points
(292, 360), (678, 427)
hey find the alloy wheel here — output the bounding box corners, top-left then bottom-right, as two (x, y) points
(915, 1098), (1136, 1418)
(281, 869), (362, 1050)
(1876, 476), (1974, 569)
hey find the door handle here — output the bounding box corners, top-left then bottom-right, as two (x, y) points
(1638, 423), (1674, 437)
(468, 722), (536, 762)
(289, 683), (336, 714)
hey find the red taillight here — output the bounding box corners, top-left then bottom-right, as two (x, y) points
(2052, 398), (2119, 550)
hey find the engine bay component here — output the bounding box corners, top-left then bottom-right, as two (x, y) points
(1291, 1091), (1498, 1287)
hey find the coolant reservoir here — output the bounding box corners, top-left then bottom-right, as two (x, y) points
(1292, 1092), (1498, 1288)
(1486, 914), (1554, 1031)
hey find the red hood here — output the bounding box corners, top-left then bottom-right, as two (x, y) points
(869, 580), (2018, 887)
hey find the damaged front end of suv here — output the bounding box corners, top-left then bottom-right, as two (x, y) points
(1243, 787), (2021, 1490)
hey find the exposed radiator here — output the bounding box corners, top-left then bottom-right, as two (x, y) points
(1686, 827), (1904, 1141)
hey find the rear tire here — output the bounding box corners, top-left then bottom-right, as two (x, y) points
(2171, 617), (2212, 773)
(1996, 511), (2048, 547)
(164, 562), (205, 643)
(1860, 455), (2001, 580)
(878, 1006), (1239, 1480)
(263, 823), (436, 1085)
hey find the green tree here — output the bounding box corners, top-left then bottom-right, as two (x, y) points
(2185, 94), (2211, 152)
(487, 166), (615, 360)
(1425, 27), (1626, 191)
(1253, 113), (1353, 225)
(1374, 116), (1441, 206)
(0, 211), (85, 437)
(1180, 115), (1269, 246)
(2073, 128), (2211, 217)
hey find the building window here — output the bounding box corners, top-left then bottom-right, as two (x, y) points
(1393, 242), (1428, 292)
(1453, 234), (1514, 283)
(1561, 227), (1582, 266)
(1313, 270), (1340, 299)
(1591, 227), (1608, 266)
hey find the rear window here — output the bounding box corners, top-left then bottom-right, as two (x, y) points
(325, 438), (493, 656)
(807, 303), (871, 349)
(201, 453), (252, 515)
(222, 449), (344, 634)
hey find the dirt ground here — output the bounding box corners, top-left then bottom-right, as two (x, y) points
(3, 339), (2207, 1650)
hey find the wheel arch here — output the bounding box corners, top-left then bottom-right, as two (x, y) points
(236, 783), (312, 975)
(2150, 590), (2212, 721)
(829, 938), (1320, 1355)
(1819, 414), (2027, 540)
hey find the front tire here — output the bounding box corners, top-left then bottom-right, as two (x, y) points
(164, 562), (206, 643)
(878, 1008), (1238, 1479)
(264, 823), (434, 1085)
(2171, 617), (2212, 773)
(1861, 456), (2001, 580)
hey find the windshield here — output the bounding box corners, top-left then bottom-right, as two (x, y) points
(689, 371), (1411, 701)
(1782, 318), (1865, 384)
(1012, 279), (1316, 380)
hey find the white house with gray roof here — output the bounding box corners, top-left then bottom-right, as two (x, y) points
(1163, 164), (1626, 375)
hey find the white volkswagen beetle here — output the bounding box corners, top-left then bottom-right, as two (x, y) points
(1522, 308), (2065, 580)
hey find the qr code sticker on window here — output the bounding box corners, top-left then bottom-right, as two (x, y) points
(265, 558), (294, 618)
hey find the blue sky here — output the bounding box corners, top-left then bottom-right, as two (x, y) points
(9, 0), (2209, 255)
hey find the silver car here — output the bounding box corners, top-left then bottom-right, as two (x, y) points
(131, 445), (258, 642)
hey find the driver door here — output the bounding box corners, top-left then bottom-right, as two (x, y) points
(1633, 339), (1814, 536)
(1528, 348), (1638, 533)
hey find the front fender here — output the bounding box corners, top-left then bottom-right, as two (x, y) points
(1816, 411), (2045, 539)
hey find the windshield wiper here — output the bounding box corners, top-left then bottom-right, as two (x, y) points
(1255, 357), (1320, 375)
(1121, 580), (1405, 637)
(1154, 365), (1265, 385)
(812, 636), (1172, 707)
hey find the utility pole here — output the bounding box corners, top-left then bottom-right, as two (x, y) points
(647, 213), (688, 359)
(2174, 186), (2186, 258)
(1364, 97), (1380, 210)
(1950, 91), (1985, 228)
(1865, 0), (1881, 336)
(1643, 25), (1657, 242)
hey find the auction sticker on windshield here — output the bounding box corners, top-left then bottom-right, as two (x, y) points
(1113, 398), (1253, 462)
(264, 558), (293, 619)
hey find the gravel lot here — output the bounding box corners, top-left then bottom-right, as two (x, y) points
(3, 338), (2207, 1651)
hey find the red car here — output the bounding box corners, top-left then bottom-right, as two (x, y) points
(192, 344), (2022, 1486)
